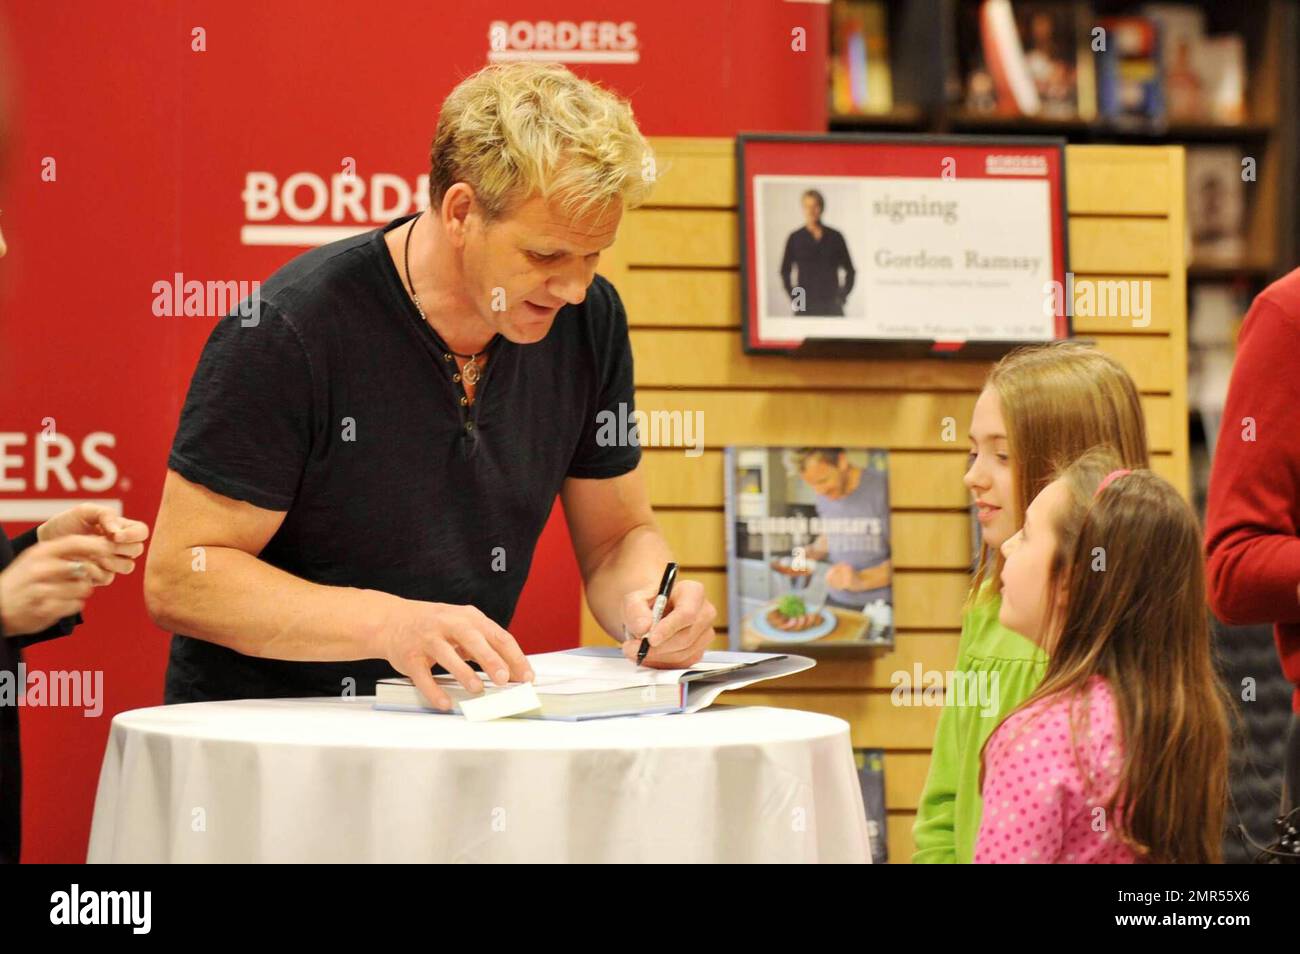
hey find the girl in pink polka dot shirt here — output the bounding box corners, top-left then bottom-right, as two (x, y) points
(975, 449), (1231, 864)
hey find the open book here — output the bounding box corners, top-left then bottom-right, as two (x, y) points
(374, 647), (814, 721)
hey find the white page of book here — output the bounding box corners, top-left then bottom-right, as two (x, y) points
(682, 655), (816, 713)
(431, 651), (764, 696)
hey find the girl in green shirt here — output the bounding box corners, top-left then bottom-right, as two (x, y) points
(911, 342), (1150, 863)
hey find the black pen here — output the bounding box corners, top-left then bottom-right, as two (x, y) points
(637, 562), (678, 666)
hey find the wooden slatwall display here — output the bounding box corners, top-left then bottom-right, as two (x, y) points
(580, 138), (1189, 862)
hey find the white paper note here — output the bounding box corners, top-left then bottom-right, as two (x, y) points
(456, 683), (542, 722)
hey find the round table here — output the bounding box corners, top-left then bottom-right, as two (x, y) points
(87, 697), (872, 863)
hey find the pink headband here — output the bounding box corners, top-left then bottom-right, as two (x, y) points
(1095, 468), (1132, 497)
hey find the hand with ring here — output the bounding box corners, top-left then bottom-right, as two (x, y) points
(36, 503), (150, 588)
(0, 535), (118, 637)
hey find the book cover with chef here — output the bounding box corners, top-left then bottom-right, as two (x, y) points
(725, 446), (893, 651)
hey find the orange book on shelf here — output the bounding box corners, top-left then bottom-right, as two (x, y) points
(830, 0), (893, 115)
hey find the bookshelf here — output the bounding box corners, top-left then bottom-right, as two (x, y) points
(828, 0), (1299, 508)
(827, 0), (1296, 861)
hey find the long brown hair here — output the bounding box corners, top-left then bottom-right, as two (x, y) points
(971, 341), (1150, 600)
(1010, 447), (1231, 863)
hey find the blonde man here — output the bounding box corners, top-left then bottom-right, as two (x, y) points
(145, 64), (717, 709)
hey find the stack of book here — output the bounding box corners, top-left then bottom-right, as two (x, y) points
(375, 647), (814, 720)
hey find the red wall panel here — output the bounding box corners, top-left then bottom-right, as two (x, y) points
(0, 0), (826, 862)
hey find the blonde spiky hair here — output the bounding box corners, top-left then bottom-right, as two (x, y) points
(429, 63), (656, 223)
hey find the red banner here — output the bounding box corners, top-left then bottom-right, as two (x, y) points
(0, 0), (826, 861)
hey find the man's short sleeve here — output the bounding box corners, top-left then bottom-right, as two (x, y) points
(567, 277), (641, 479)
(168, 301), (314, 511)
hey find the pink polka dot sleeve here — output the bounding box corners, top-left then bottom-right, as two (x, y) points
(973, 705), (1068, 863)
(973, 678), (1132, 864)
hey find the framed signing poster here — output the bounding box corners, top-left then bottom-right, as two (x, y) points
(737, 133), (1069, 358)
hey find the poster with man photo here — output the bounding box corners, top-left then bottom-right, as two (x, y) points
(725, 446), (893, 651)
(738, 134), (1069, 355)
(756, 177), (867, 324)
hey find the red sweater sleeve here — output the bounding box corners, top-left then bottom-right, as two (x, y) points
(1205, 290), (1300, 625)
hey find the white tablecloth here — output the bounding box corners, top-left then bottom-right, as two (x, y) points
(87, 697), (871, 863)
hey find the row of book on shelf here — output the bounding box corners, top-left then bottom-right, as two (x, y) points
(832, 0), (1248, 127)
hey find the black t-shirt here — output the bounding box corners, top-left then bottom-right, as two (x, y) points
(164, 213), (640, 703)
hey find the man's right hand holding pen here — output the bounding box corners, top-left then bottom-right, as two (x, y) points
(620, 561), (718, 669)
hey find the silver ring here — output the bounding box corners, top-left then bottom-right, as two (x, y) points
(67, 561), (87, 580)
